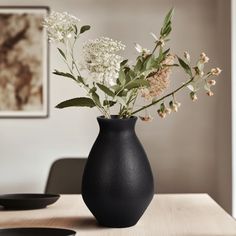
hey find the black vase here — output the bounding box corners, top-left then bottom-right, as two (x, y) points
(82, 116), (154, 228)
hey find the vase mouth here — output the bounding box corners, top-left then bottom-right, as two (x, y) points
(97, 115), (137, 121)
(97, 116), (137, 128)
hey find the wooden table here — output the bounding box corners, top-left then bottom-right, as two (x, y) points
(0, 194), (236, 235)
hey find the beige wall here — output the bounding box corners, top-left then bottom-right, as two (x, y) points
(0, 0), (232, 212)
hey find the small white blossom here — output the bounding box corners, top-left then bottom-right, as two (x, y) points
(43, 11), (80, 43)
(150, 32), (158, 41)
(83, 37), (125, 86)
(134, 43), (150, 54)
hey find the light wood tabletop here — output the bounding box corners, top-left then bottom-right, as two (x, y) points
(0, 194), (236, 235)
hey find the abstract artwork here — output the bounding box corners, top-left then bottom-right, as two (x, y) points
(0, 7), (49, 117)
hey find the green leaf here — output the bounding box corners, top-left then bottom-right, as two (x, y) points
(164, 8), (174, 26)
(89, 87), (97, 93)
(134, 59), (143, 72)
(111, 84), (121, 92)
(163, 9), (174, 28)
(56, 97), (96, 109)
(53, 70), (76, 81)
(161, 8), (174, 37)
(73, 25), (78, 35)
(177, 57), (192, 77)
(77, 76), (85, 84)
(163, 24), (172, 37)
(125, 73), (132, 83)
(97, 83), (115, 97)
(125, 79), (149, 90)
(57, 48), (66, 60)
(145, 55), (156, 70)
(80, 25), (91, 34)
(119, 70), (126, 85)
(91, 91), (101, 107)
(128, 70), (136, 79)
(103, 100), (116, 107)
(163, 48), (170, 56)
(120, 59), (128, 67)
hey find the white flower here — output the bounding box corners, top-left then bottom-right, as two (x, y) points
(134, 43), (150, 54)
(43, 11), (80, 43)
(83, 37), (125, 86)
(150, 32), (158, 41)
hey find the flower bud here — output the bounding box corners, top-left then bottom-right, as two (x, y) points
(208, 80), (216, 86)
(139, 115), (153, 122)
(169, 101), (178, 112)
(190, 91), (198, 101)
(164, 107), (171, 115)
(184, 51), (190, 62)
(175, 102), (181, 108)
(200, 52), (209, 63)
(172, 105), (178, 112)
(200, 71), (204, 77)
(169, 101), (181, 112)
(211, 67), (222, 76)
(157, 109), (166, 118)
(200, 52), (206, 58)
(207, 91), (214, 96)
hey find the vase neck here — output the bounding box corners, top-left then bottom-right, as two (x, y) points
(97, 116), (137, 132)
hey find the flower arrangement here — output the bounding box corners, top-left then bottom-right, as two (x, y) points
(43, 9), (221, 120)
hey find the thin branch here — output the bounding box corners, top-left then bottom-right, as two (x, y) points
(131, 76), (194, 115)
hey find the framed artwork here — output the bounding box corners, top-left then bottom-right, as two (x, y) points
(0, 6), (49, 118)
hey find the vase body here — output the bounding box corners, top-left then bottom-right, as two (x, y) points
(82, 116), (154, 228)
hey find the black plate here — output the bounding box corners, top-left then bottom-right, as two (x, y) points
(0, 228), (76, 236)
(0, 194), (60, 210)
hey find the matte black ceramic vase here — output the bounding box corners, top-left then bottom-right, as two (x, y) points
(82, 116), (154, 228)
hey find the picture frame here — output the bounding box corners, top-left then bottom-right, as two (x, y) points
(0, 6), (49, 118)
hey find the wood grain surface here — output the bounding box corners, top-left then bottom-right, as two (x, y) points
(0, 194), (236, 236)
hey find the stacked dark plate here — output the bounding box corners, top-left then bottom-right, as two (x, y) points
(0, 194), (76, 236)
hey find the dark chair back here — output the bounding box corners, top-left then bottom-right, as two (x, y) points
(45, 158), (86, 194)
